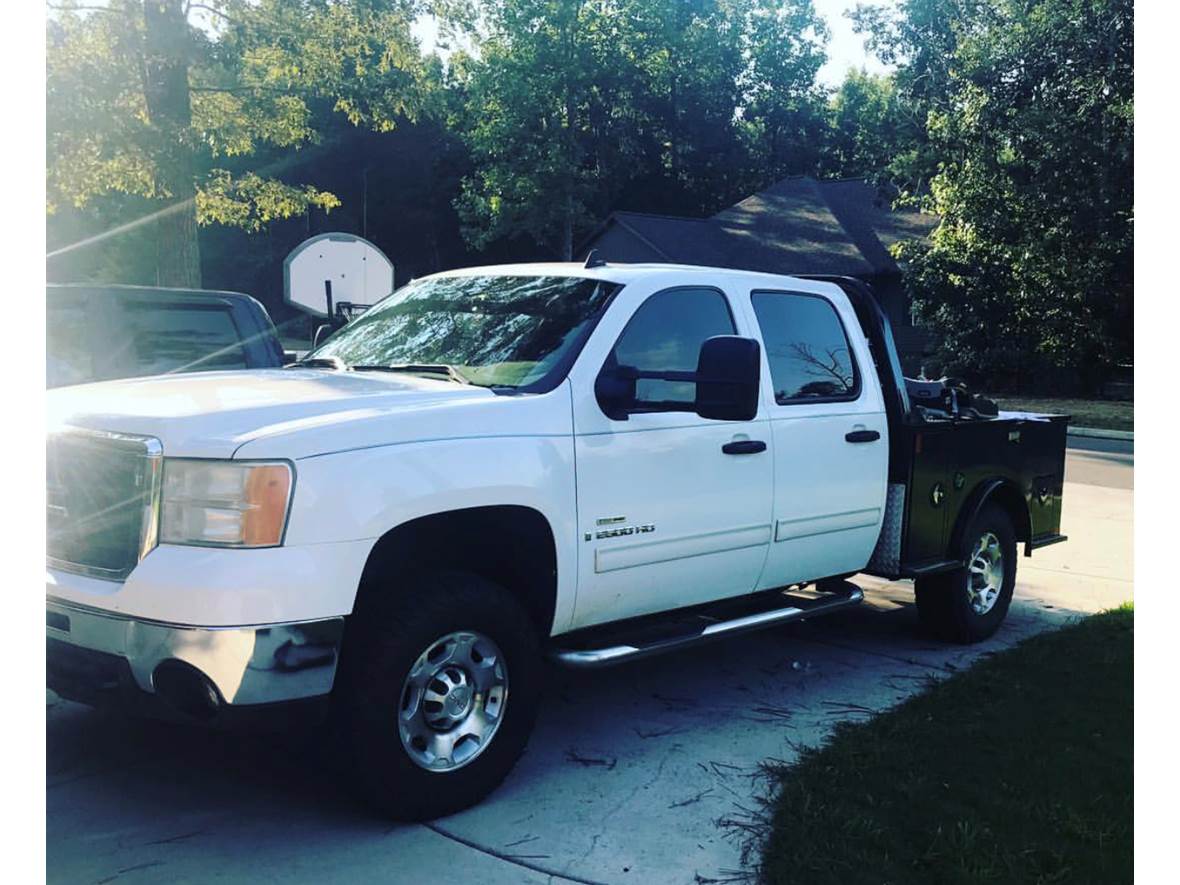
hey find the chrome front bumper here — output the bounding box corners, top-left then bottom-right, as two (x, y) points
(46, 598), (344, 710)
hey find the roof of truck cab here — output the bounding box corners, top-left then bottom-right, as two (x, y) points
(429, 261), (846, 291)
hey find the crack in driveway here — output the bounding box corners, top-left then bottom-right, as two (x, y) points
(422, 821), (612, 885)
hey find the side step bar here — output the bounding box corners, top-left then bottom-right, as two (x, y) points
(549, 582), (864, 669)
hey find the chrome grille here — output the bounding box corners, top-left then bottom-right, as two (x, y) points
(46, 430), (162, 580)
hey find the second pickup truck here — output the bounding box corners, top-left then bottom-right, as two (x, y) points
(46, 260), (1068, 820)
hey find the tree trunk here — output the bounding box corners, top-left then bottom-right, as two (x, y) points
(143, 0), (201, 288)
(560, 11), (575, 262)
(561, 201), (573, 261)
(153, 200), (201, 288)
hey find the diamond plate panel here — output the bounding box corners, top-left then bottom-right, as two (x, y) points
(867, 483), (906, 577)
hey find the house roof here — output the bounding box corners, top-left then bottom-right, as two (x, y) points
(605, 212), (732, 267)
(582, 176), (938, 279)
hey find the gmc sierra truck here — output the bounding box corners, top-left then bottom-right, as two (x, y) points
(46, 261), (1068, 820)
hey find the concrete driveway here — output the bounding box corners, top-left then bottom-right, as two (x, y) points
(47, 442), (1132, 885)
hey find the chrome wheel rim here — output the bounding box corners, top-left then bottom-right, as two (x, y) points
(398, 630), (508, 772)
(967, 531), (1004, 615)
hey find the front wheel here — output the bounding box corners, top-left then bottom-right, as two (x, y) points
(339, 571), (542, 820)
(915, 503), (1017, 643)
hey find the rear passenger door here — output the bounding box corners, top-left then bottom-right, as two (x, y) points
(742, 287), (888, 588)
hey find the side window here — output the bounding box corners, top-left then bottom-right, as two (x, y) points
(122, 303), (249, 375)
(605, 287), (735, 411)
(751, 291), (859, 404)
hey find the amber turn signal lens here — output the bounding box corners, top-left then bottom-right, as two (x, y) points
(242, 464), (292, 546)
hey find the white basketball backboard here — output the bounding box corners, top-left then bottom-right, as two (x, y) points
(283, 233), (394, 318)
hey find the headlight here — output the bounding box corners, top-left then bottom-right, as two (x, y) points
(161, 460), (293, 548)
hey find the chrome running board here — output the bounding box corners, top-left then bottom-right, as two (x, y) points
(549, 582), (864, 669)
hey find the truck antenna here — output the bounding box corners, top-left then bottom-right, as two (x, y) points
(584, 249), (606, 269)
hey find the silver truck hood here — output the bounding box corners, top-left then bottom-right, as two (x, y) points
(47, 368), (498, 458)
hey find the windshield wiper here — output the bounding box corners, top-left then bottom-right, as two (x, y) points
(351, 363), (474, 385)
(289, 355), (346, 370)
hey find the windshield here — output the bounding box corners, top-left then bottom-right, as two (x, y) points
(310, 274), (620, 389)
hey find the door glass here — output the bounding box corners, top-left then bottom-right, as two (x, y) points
(751, 291), (859, 403)
(607, 287), (735, 411)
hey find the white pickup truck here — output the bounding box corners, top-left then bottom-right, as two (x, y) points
(47, 261), (1068, 819)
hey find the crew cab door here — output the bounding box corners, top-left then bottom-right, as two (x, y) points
(568, 283), (773, 629)
(739, 286), (889, 588)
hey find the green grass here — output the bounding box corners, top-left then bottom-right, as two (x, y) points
(995, 397), (1133, 432)
(759, 606), (1133, 885)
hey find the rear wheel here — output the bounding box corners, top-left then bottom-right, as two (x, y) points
(339, 571), (542, 820)
(915, 503), (1017, 643)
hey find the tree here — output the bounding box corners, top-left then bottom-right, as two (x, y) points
(47, 0), (436, 286)
(737, 0), (829, 186)
(819, 69), (912, 183)
(847, 0), (981, 194)
(448, 0), (830, 260)
(447, 0), (607, 260)
(855, 0), (1132, 392)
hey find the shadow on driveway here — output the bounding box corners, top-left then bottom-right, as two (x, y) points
(47, 582), (1097, 885)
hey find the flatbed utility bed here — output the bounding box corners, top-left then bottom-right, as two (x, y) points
(868, 410), (1068, 579)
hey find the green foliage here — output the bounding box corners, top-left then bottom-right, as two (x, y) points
(448, 0), (830, 259)
(820, 69), (911, 182)
(47, 0), (437, 285)
(856, 0), (1133, 392)
(213, 0), (435, 132)
(196, 169), (341, 232)
(846, 0), (982, 193)
(47, 2), (160, 210)
(737, 0), (830, 183)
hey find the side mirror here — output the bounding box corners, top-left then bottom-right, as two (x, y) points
(594, 361), (636, 421)
(281, 350), (299, 366)
(694, 336), (761, 421)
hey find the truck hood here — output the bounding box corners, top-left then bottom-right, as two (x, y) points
(47, 369), (500, 458)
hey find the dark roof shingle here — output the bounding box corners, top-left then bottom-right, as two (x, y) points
(583, 176), (938, 278)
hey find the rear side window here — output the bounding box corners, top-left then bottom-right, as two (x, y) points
(751, 291), (859, 404)
(606, 287), (735, 410)
(122, 302), (249, 375)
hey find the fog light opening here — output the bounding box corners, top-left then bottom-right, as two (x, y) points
(152, 660), (223, 721)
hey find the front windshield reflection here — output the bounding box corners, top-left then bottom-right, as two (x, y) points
(313, 274), (619, 389)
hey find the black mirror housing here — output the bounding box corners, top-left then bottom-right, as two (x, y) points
(594, 366), (635, 421)
(694, 336), (761, 421)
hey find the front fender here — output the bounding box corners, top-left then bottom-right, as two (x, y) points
(278, 435), (580, 631)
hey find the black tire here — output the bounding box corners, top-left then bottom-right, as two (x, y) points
(338, 570), (542, 820)
(915, 503), (1017, 644)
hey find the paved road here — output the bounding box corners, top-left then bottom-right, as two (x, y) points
(47, 446), (1133, 885)
(1064, 434), (1133, 489)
